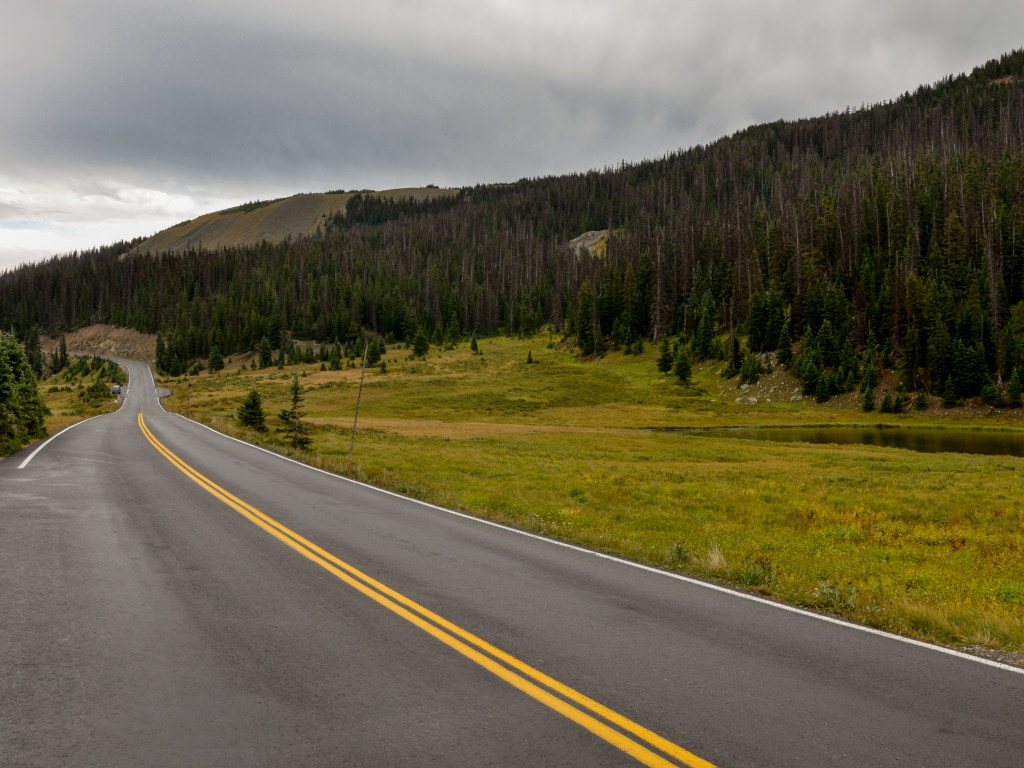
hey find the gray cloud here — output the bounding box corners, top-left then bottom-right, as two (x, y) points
(2, 0), (1023, 269)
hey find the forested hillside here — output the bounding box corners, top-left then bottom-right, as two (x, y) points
(4, 50), (1024, 402)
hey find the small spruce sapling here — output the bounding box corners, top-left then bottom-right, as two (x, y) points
(277, 375), (312, 449)
(237, 389), (267, 432)
(862, 386), (875, 412)
(673, 347), (692, 383)
(656, 339), (673, 374)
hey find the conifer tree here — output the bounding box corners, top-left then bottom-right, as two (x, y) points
(277, 375), (312, 449)
(412, 328), (430, 358)
(155, 334), (166, 373)
(815, 374), (830, 403)
(56, 336), (69, 373)
(692, 308), (716, 361)
(656, 339), (673, 374)
(942, 376), (959, 408)
(576, 280), (596, 356)
(739, 353), (762, 385)
(259, 336), (273, 369)
(862, 386), (875, 412)
(880, 391), (894, 413)
(208, 345), (224, 373)
(237, 389), (266, 431)
(776, 323), (793, 367)
(673, 347), (692, 383)
(23, 327), (42, 378)
(1008, 368), (1023, 408)
(0, 331), (48, 455)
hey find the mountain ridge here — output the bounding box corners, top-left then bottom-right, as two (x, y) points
(131, 187), (456, 255)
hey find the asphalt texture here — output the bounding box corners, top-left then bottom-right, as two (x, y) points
(2, 359), (1022, 767)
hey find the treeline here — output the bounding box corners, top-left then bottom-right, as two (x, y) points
(3, 50), (1024, 401)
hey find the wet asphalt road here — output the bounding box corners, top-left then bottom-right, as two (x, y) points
(2, 359), (1022, 767)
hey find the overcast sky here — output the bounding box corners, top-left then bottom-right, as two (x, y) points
(2, 1), (1022, 272)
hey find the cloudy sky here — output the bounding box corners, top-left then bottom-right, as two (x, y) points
(2, 1), (1022, 271)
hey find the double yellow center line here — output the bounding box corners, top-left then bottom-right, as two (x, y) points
(138, 413), (716, 768)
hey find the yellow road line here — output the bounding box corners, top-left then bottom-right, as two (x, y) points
(138, 413), (717, 768)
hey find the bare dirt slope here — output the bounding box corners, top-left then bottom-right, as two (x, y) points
(131, 187), (456, 255)
(43, 324), (157, 362)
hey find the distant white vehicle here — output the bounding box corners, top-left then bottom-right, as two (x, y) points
(111, 385), (121, 396)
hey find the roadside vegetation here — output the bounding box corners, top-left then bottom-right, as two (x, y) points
(37, 353), (126, 434)
(159, 333), (1024, 659)
(0, 331), (48, 455)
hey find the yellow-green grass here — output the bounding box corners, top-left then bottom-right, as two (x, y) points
(39, 364), (123, 432)
(157, 337), (1024, 658)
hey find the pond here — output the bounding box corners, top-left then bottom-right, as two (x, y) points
(681, 426), (1024, 458)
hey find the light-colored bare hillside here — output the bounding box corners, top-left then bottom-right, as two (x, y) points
(42, 324), (157, 362)
(131, 187), (455, 255)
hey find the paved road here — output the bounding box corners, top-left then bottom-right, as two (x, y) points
(2, 359), (1022, 767)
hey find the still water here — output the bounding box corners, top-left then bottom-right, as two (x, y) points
(685, 426), (1024, 458)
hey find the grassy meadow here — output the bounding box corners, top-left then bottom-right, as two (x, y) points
(153, 336), (1024, 659)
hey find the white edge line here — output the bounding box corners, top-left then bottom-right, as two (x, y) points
(18, 379), (129, 469)
(147, 371), (1023, 677)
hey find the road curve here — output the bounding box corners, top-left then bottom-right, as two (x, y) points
(1, 359), (1022, 767)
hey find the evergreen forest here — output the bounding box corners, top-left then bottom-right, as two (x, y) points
(4, 50), (1024, 403)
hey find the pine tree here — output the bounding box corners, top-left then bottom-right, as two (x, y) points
(57, 336), (69, 373)
(277, 376), (312, 449)
(470, 334), (479, 354)
(692, 308), (716, 361)
(23, 327), (43, 378)
(526, 350), (534, 364)
(259, 336), (273, 369)
(0, 331), (48, 455)
(815, 374), (830, 403)
(880, 391), (894, 413)
(208, 345), (224, 373)
(1008, 368), (1023, 408)
(155, 334), (166, 373)
(942, 376), (959, 408)
(799, 355), (820, 396)
(862, 386), (875, 412)
(576, 280), (596, 356)
(739, 353), (762, 385)
(776, 323), (793, 367)
(366, 338), (382, 366)
(673, 347), (692, 383)
(237, 389), (267, 431)
(412, 328), (430, 358)
(656, 339), (673, 374)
